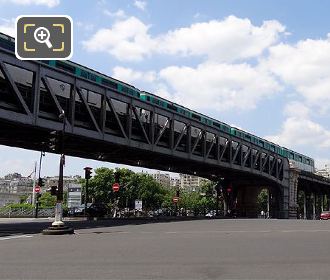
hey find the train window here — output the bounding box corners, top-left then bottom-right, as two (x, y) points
(167, 104), (177, 111)
(56, 61), (75, 73)
(152, 98), (159, 105)
(298, 155), (302, 162)
(289, 152), (294, 159)
(245, 134), (251, 141)
(282, 149), (288, 157)
(102, 79), (117, 90)
(213, 122), (220, 128)
(222, 125), (230, 133)
(192, 113), (201, 121)
(259, 140), (264, 147)
(89, 73), (97, 82)
(80, 70), (89, 79)
(306, 159), (310, 165)
(270, 145), (275, 152)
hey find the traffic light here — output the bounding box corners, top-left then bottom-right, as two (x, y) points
(37, 177), (45, 188)
(36, 192), (42, 200)
(49, 185), (57, 196)
(176, 188), (180, 197)
(114, 171), (120, 183)
(84, 167), (92, 180)
(49, 130), (59, 151)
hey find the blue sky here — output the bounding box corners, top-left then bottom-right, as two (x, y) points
(0, 0), (330, 177)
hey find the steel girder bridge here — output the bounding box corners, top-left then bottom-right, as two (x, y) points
(0, 45), (328, 218)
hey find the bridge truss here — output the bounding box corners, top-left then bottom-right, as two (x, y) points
(0, 47), (288, 186)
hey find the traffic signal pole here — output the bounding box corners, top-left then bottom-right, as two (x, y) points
(84, 167), (92, 217)
(52, 154), (65, 226)
(43, 111), (73, 235)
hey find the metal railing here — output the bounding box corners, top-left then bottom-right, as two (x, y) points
(0, 207), (55, 218)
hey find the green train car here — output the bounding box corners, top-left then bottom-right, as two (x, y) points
(42, 60), (140, 98)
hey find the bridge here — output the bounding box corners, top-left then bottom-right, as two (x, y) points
(0, 42), (329, 219)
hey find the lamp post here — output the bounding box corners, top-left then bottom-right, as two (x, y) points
(43, 110), (73, 235)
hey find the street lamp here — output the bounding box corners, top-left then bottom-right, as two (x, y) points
(43, 110), (73, 235)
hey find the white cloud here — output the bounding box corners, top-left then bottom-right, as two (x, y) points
(265, 116), (330, 150)
(134, 0), (146, 11)
(159, 62), (281, 111)
(76, 21), (94, 32)
(283, 101), (311, 119)
(264, 35), (330, 112)
(0, 18), (15, 37)
(103, 9), (126, 19)
(112, 66), (156, 84)
(158, 16), (285, 62)
(82, 17), (155, 61)
(1, 0), (60, 7)
(83, 15), (285, 62)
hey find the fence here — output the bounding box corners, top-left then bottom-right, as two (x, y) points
(0, 207), (55, 218)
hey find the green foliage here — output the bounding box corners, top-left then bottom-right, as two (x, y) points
(79, 167), (223, 215)
(38, 192), (56, 208)
(19, 194), (29, 204)
(3, 203), (33, 210)
(82, 167), (169, 210)
(257, 189), (268, 212)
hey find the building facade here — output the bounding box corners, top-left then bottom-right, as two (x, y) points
(316, 165), (330, 178)
(179, 174), (209, 192)
(151, 172), (171, 187)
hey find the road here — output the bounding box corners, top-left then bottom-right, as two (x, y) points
(0, 218), (330, 279)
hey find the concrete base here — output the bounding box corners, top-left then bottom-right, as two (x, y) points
(42, 225), (74, 235)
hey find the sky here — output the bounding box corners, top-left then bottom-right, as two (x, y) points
(0, 0), (330, 178)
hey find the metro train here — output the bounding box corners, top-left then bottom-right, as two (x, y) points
(0, 32), (315, 172)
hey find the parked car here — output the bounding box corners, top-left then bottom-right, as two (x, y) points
(320, 211), (330, 220)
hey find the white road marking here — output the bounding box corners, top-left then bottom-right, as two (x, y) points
(281, 229), (330, 233)
(0, 235), (33, 241)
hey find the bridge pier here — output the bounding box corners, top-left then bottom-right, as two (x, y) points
(288, 168), (299, 219)
(303, 192), (307, 219)
(236, 186), (265, 218)
(312, 193), (316, 220)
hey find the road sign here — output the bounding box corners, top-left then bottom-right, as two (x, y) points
(172, 196), (179, 203)
(35, 185), (41, 193)
(112, 182), (120, 192)
(135, 200), (142, 210)
(67, 183), (82, 208)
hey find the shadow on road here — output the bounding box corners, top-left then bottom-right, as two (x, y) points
(0, 217), (211, 237)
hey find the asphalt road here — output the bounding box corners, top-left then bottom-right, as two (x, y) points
(1, 218), (330, 279)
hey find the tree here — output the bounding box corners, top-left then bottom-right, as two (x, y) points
(257, 189), (268, 213)
(39, 192), (56, 208)
(81, 167), (169, 211)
